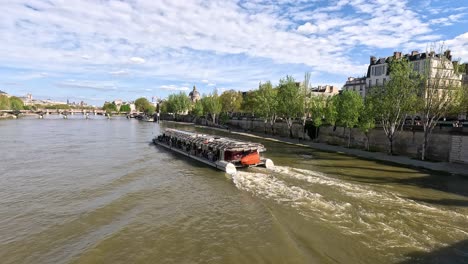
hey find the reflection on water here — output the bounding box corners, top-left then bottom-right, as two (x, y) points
(0, 118), (467, 264)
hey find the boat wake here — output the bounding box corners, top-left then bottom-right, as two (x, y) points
(232, 166), (468, 252)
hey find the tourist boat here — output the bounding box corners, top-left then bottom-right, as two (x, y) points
(152, 129), (274, 174)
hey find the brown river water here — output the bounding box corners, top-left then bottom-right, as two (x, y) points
(1, 116), (467, 263)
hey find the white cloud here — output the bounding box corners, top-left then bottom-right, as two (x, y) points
(0, 0), (467, 94)
(109, 70), (129, 76)
(55, 80), (117, 91)
(445, 32), (468, 61)
(208, 83), (216, 86)
(159, 85), (189, 91)
(431, 13), (467, 26)
(297, 22), (318, 34)
(129, 57), (145, 64)
(201, 79), (209, 83)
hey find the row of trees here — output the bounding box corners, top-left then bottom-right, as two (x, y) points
(159, 51), (466, 160)
(0, 95), (25, 110)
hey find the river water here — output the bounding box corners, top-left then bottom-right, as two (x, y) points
(1, 116), (467, 264)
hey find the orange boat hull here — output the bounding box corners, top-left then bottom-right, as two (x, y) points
(240, 152), (260, 165)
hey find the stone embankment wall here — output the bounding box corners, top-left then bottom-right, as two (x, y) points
(228, 119), (468, 163)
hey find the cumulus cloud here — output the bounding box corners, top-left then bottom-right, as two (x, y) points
(297, 22), (318, 34)
(0, 0), (467, 99)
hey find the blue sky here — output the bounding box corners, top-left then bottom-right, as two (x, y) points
(1, 0), (467, 106)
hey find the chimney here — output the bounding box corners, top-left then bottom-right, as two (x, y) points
(393, 51), (402, 59)
(444, 50), (452, 61)
(411, 50), (419, 56)
(370, 56), (377, 64)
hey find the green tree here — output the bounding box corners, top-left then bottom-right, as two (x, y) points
(417, 46), (464, 160)
(102, 102), (117, 113)
(369, 58), (419, 155)
(0, 95), (11, 110)
(253, 81), (278, 134)
(134, 97), (155, 114)
(166, 92), (191, 116)
(324, 95), (339, 127)
(191, 100), (204, 117)
(310, 94), (327, 140)
(9, 96), (24, 110)
(336, 90), (363, 147)
(119, 104), (131, 113)
(240, 91), (256, 115)
(358, 96), (377, 151)
(220, 89), (243, 114)
(462, 84), (468, 114)
(277, 75), (303, 138)
(201, 91), (222, 123)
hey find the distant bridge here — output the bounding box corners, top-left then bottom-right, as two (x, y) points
(0, 109), (142, 117)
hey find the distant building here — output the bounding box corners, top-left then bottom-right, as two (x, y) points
(346, 50), (463, 98)
(343, 77), (366, 97)
(311, 85), (339, 96)
(189, 86), (200, 103)
(20, 93), (33, 105)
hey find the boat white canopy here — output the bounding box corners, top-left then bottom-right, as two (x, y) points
(163, 128), (266, 152)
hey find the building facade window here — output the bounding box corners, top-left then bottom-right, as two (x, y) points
(376, 79), (380, 86)
(383, 78), (386, 85)
(372, 65), (385, 76)
(368, 79), (372, 87)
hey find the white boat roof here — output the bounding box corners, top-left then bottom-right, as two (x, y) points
(162, 128), (266, 152)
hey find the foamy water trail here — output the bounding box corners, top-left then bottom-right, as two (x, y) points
(233, 166), (468, 252)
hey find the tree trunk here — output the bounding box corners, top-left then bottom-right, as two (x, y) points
(347, 127), (351, 148)
(288, 118), (294, 138)
(315, 126), (319, 141)
(302, 119), (307, 140)
(264, 120), (267, 134)
(365, 132), (370, 151)
(389, 137), (394, 155)
(421, 129), (429, 161)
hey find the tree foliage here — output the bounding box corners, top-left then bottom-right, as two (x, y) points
(277, 76), (303, 138)
(191, 100), (204, 117)
(9, 96), (24, 111)
(0, 95), (11, 110)
(324, 95), (339, 126)
(369, 58), (419, 155)
(358, 96), (377, 150)
(166, 92), (191, 115)
(219, 90), (243, 114)
(134, 97), (155, 114)
(309, 94), (327, 139)
(102, 102), (117, 113)
(336, 90), (364, 147)
(253, 81), (278, 133)
(201, 91), (222, 123)
(119, 104), (131, 113)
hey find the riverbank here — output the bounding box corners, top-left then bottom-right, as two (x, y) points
(166, 121), (468, 177)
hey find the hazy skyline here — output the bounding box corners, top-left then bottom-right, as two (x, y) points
(1, 0), (467, 105)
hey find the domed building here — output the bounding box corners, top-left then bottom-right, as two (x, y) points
(189, 85), (200, 103)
